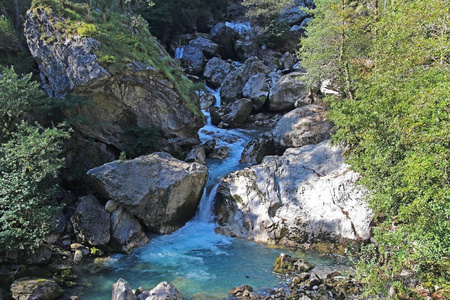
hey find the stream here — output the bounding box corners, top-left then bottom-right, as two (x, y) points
(73, 88), (350, 299)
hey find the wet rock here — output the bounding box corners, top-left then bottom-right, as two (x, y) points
(111, 278), (137, 300)
(220, 57), (270, 103)
(267, 72), (308, 112)
(185, 146), (206, 165)
(209, 147), (231, 160)
(209, 22), (238, 60)
(110, 207), (151, 253)
(210, 107), (222, 126)
(203, 57), (232, 88)
(189, 36), (219, 58)
(273, 254), (313, 274)
(87, 152), (208, 234)
(240, 133), (276, 165)
(271, 105), (332, 152)
(243, 73), (269, 110)
(199, 91), (217, 110)
(146, 282), (183, 300)
(221, 98), (253, 128)
(11, 278), (63, 300)
(70, 195), (111, 246)
(214, 141), (373, 245)
(202, 139), (216, 155)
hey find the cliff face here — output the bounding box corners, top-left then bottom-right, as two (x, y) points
(25, 3), (204, 153)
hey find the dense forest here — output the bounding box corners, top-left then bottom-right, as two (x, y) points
(0, 0), (449, 298)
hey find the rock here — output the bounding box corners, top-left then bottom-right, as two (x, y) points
(257, 49), (283, 70)
(185, 146), (206, 165)
(110, 207), (151, 253)
(111, 278), (137, 300)
(209, 147), (231, 160)
(209, 107), (222, 126)
(240, 133), (276, 165)
(146, 282), (183, 300)
(209, 22), (238, 60)
(202, 139), (216, 155)
(87, 153), (208, 234)
(273, 254), (313, 274)
(180, 45), (204, 75)
(70, 195), (111, 246)
(271, 105), (332, 152)
(242, 73), (269, 110)
(11, 278), (63, 300)
(189, 37), (219, 58)
(320, 79), (340, 97)
(267, 72), (308, 112)
(220, 57), (270, 103)
(229, 285), (260, 299)
(199, 91), (216, 110)
(280, 1), (310, 26)
(23, 246), (52, 265)
(105, 200), (119, 213)
(45, 211), (66, 245)
(214, 141), (373, 245)
(280, 52), (296, 71)
(25, 8), (204, 153)
(73, 250), (83, 264)
(221, 98), (253, 128)
(203, 57), (232, 88)
(307, 273), (322, 288)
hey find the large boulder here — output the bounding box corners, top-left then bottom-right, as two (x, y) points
(25, 8), (204, 153)
(239, 133), (276, 165)
(267, 72), (308, 112)
(203, 58), (232, 88)
(209, 22), (238, 60)
(110, 206), (151, 253)
(146, 282), (183, 300)
(87, 153), (208, 234)
(189, 37), (219, 58)
(220, 57), (270, 103)
(271, 104), (332, 151)
(70, 195), (111, 246)
(242, 73), (269, 110)
(10, 278), (63, 300)
(180, 45), (204, 75)
(221, 98), (253, 128)
(111, 278), (137, 300)
(214, 141), (373, 245)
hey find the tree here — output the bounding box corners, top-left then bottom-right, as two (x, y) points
(0, 68), (70, 253)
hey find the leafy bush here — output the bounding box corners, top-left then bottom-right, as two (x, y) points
(123, 126), (161, 158)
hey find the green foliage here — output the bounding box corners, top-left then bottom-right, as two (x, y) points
(123, 126), (161, 158)
(301, 0), (450, 296)
(242, 0), (292, 21)
(258, 18), (291, 49)
(0, 68), (71, 253)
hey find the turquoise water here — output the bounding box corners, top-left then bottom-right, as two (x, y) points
(72, 103), (349, 299)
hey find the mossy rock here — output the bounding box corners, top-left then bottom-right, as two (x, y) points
(10, 278), (63, 300)
(273, 253), (313, 274)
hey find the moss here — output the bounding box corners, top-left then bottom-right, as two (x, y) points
(90, 247), (103, 256)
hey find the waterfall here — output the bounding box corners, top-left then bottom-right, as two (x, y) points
(225, 21), (252, 35)
(174, 46), (184, 59)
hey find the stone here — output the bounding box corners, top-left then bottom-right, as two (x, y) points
(70, 195), (111, 246)
(267, 72), (308, 112)
(242, 73), (269, 110)
(73, 250), (83, 264)
(202, 139), (216, 155)
(110, 207), (151, 253)
(105, 200), (119, 213)
(210, 108), (222, 126)
(180, 45), (204, 75)
(209, 147), (231, 160)
(273, 254), (313, 274)
(280, 1), (310, 26)
(320, 79), (340, 97)
(87, 153), (208, 234)
(203, 57), (232, 88)
(221, 98), (253, 128)
(189, 37), (219, 58)
(199, 91), (216, 110)
(214, 141), (373, 245)
(271, 105), (332, 152)
(146, 282), (183, 300)
(111, 278), (137, 300)
(209, 22), (238, 60)
(185, 146), (206, 165)
(11, 278), (63, 300)
(220, 57), (270, 103)
(240, 133), (276, 165)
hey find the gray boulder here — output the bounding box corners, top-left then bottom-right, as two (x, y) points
(220, 57), (270, 103)
(214, 141), (373, 245)
(110, 207), (151, 253)
(280, 0), (310, 26)
(268, 72), (308, 111)
(87, 153), (208, 234)
(203, 57), (232, 88)
(209, 22), (238, 60)
(221, 98), (253, 128)
(185, 146), (206, 165)
(11, 278), (63, 300)
(70, 195), (111, 246)
(146, 282), (183, 300)
(242, 73), (269, 110)
(189, 37), (219, 58)
(111, 278), (137, 300)
(240, 133), (276, 165)
(272, 105), (332, 151)
(180, 45), (204, 75)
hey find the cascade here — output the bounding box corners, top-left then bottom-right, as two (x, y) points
(225, 21), (252, 35)
(175, 46), (184, 59)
